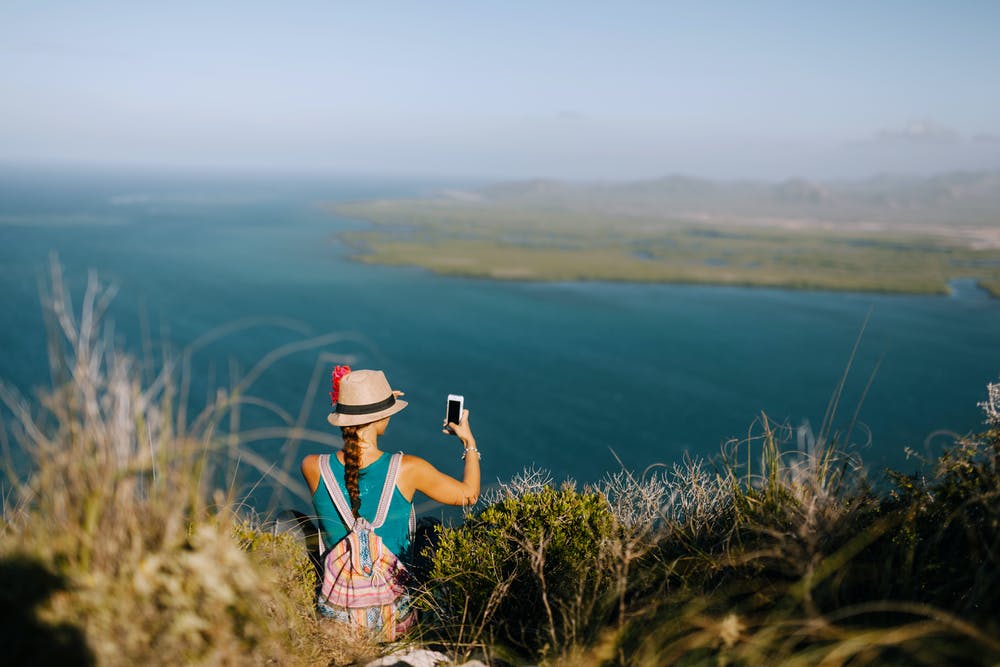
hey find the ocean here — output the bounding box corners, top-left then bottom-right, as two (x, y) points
(2, 165), (998, 516)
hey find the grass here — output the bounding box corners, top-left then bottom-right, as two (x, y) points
(2, 261), (998, 665)
(332, 198), (1000, 295)
(417, 406), (1000, 666)
(0, 262), (384, 666)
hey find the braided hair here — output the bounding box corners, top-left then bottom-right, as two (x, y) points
(340, 425), (363, 518)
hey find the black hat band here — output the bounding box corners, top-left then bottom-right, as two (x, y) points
(334, 394), (396, 415)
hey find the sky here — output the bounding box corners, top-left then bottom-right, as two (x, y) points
(1, 1), (999, 180)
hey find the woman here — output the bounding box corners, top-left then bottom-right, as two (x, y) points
(300, 367), (479, 636)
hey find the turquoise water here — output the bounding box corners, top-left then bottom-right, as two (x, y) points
(2, 165), (999, 513)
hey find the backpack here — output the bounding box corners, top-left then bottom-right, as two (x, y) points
(316, 452), (416, 640)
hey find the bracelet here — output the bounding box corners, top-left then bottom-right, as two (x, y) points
(462, 447), (481, 460)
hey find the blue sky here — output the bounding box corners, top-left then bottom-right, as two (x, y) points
(1, 1), (998, 179)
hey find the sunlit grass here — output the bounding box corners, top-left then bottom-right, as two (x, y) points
(2, 261), (997, 665)
(0, 262), (382, 666)
(418, 396), (1000, 665)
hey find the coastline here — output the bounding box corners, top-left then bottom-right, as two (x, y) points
(329, 200), (1000, 299)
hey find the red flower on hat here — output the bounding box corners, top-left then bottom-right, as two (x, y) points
(330, 365), (351, 406)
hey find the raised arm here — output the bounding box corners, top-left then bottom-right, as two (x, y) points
(399, 409), (480, 506)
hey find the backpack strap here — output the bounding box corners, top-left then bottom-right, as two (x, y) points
(371, 452), (404, 529)
(318, 454), (355, 526)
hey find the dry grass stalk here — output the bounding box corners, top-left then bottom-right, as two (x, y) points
(0, 261), (381, 666)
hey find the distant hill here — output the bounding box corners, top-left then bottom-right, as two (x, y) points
(463, 171), (1000, 227)
(332, 169), (1000, 296)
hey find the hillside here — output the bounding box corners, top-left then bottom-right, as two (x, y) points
(472, 170), (1000, 228)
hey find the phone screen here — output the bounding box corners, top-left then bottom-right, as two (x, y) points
(447, 396), (463, 425)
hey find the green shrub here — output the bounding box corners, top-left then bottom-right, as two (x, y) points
(426, 481), (618, 660)
(611, 402), (1000, 667)
(879, 427), (1000, 615)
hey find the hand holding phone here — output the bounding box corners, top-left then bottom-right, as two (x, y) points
(445, 394), (464, 433)
(442, 395), (476, 453)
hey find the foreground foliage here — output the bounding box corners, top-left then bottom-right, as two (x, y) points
(2, 263), (997, 666)
(424, 398), (1000, 666)
(427, 475), (618, 658)
(0, 266), (377, 666)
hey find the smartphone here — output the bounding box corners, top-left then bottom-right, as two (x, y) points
(446, 394), (464, 428)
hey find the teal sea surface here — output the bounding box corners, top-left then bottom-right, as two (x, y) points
(2, 165), (999, 515)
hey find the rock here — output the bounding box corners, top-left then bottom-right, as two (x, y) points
(362, 647), (450, 667)
(361, 646), (491, 666)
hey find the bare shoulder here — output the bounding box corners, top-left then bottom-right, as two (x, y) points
(398, 453), (434, 499)
(301, 453), (320, 474)
(301, 454), (321, 493)
(401, 453), (432, 471)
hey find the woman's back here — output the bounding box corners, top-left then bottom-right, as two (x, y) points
(311, 451), (413, 559)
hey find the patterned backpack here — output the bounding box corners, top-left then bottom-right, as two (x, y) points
(316, 452), (416, 640)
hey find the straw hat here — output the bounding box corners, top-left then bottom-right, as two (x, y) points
(328, 369), (408, 427)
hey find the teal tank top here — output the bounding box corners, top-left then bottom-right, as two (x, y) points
(311, 452), (413, 559)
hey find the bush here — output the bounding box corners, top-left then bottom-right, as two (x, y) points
(425, 476), (618, 660)
(419, 400), (1000, 666)
(880, 427), (1000, 615)
(614, 405), (1000, 667)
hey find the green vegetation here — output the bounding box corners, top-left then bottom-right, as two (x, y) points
(0, 265), (381, 666)
(426, 479), (618, 659)
(981, 278), (1000, 297)
(332, 191), (1000, 295)
(3, 263), (998, 665)
(420, 407), (1000, 665)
